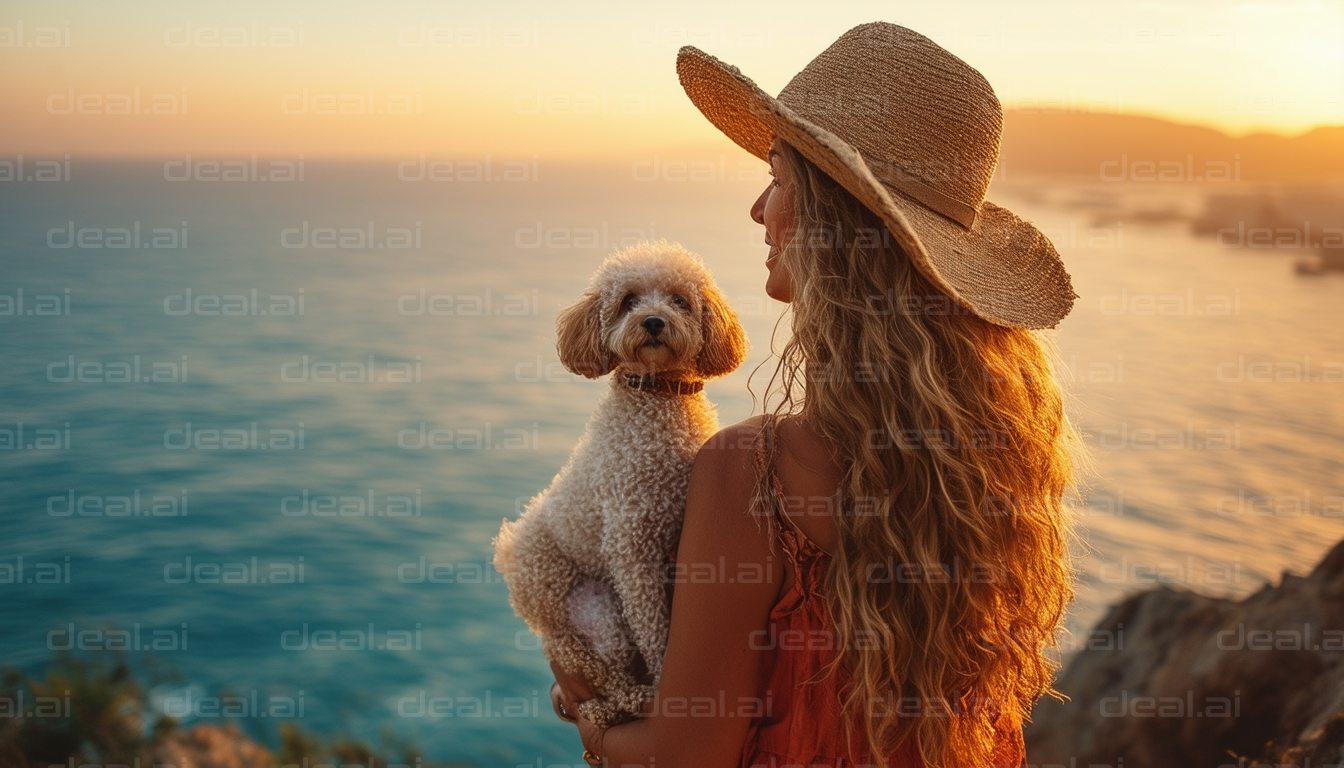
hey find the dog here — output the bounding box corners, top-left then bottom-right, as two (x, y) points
(492, 239), (748, 727)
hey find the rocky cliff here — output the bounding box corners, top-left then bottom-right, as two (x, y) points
(1027, 538), (1344, 767)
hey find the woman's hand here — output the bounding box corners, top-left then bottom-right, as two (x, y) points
(549, 659), (597, 704)
(550, 660), (608, 763)
(550, 682), (609, 763)
(549, 659), (599, 734)
(550, 681), (577, 723)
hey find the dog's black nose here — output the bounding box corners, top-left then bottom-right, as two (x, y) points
(642, 316), (665, 336)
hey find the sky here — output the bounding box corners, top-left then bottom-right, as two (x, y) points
(2, 0), (1342, 158)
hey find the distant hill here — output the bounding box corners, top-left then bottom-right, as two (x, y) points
(1000, 112), (1344, 182)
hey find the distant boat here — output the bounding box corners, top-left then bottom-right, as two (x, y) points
(1295, 247), (1344, 275)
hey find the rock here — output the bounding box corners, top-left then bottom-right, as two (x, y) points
(1026, 538), (1344, 767)
(153, 723), (274, 768)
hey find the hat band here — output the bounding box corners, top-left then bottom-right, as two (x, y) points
(867, 161), (980, 229)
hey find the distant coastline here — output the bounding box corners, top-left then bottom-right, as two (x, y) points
(1000, 112), (1344, 183)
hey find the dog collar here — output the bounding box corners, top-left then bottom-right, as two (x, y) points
(623, 374), (704, 396)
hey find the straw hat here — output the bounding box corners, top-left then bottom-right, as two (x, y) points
(676, 21), (1076, 330)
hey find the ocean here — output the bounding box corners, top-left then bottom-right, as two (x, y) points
(2, 158), (1341, 766)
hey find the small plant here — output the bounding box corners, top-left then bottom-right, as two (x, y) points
(1, 644), (471, 768)
(1, 650), (156, 767)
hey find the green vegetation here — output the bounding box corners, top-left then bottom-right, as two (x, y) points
(0, 651), (472, 768)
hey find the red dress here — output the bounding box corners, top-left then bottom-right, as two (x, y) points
(738, 467), (1027, 768)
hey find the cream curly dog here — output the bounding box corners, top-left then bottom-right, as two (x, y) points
(492, 239), (747, 727)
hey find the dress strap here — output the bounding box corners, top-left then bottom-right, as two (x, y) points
(754, 415), (828, 560)
(753, 418), (830, 620)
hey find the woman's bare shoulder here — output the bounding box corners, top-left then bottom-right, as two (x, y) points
(699, 414), (770, 452)
(683, 416), (770, 534)
(690, 418), (759, 493)
(697, 414), (832, 468)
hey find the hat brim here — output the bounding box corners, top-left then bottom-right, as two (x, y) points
(676, 45), (1076, 330)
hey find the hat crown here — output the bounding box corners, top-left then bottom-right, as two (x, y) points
(776, 23), (1003, 220)
(674, 22), (1076, 329)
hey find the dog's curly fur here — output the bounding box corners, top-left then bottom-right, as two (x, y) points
(492, 240), (748, 727)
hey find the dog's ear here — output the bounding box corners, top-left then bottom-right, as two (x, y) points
(556, 289), (613, 379)
(696, 283), (748, 379)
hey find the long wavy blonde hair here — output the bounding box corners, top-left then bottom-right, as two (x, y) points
(751, 141), (1082, 768)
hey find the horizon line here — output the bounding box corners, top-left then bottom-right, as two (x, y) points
(3, 111), (1339, 160)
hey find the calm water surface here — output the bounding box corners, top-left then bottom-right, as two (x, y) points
(2, 161), (1340, 765)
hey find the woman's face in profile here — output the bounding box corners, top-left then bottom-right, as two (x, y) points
(751, 138), (795, 303)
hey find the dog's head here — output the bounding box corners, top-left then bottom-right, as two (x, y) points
(556, 240), (747, 381)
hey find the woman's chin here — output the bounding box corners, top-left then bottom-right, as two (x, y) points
(768, 255), (784, 299)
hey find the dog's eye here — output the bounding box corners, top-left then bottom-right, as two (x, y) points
(619, 294), (636, 313)
(671, 295), (690, 311)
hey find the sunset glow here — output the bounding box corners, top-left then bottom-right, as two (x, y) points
(3, 0), (1342, 158)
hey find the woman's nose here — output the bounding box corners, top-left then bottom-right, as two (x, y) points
(750, 185), (769, 225)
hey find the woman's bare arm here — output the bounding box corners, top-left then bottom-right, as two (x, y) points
(584, 420), (781, 767)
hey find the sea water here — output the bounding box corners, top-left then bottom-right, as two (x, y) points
(1, 160), (1340, 764)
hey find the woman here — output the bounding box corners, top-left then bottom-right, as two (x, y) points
(551, 22), (1082, 768)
